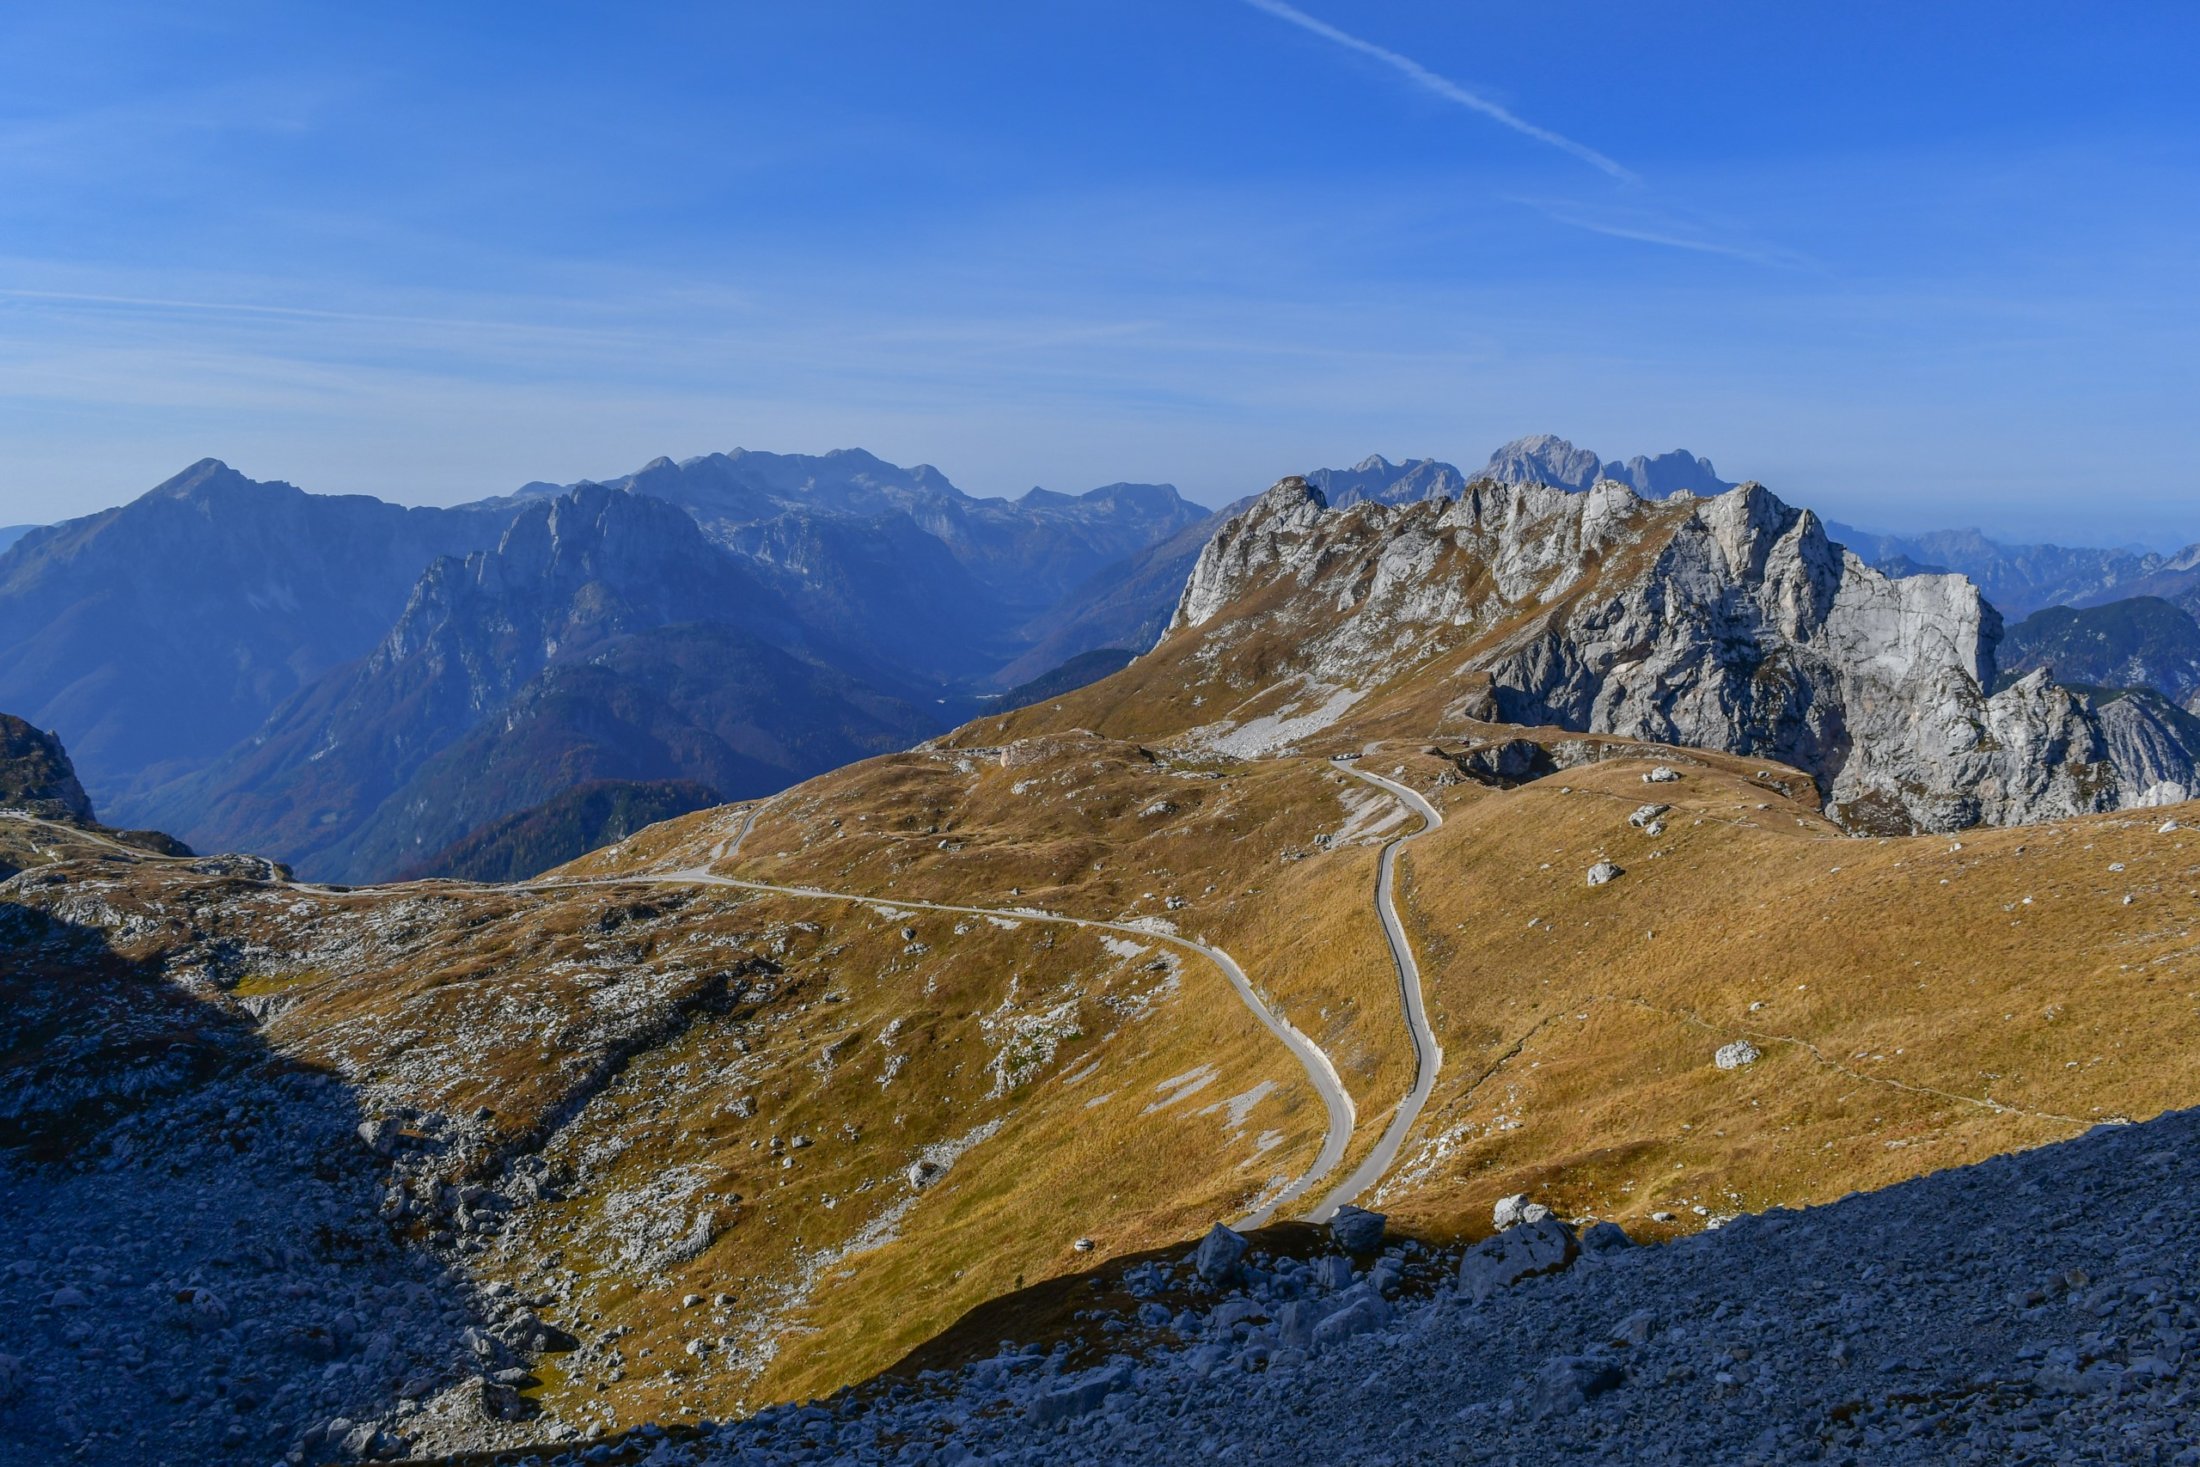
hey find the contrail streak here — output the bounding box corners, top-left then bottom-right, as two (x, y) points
(1239, 0), (1637, 184)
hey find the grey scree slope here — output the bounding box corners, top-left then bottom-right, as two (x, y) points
(524, 1106), (2200, 1466)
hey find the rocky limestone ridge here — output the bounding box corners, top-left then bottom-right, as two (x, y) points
(1172, 476), (2197, 832)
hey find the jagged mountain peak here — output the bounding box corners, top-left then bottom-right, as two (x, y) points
(141, 457), (294, 503)
(1485, 433), (1606, 493)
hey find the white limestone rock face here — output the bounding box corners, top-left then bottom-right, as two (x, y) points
(1168, 476), (2198, 833)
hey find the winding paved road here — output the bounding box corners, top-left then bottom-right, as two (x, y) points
(1307, 766), (1445, 1221)
(646, 799), (1358, 1228)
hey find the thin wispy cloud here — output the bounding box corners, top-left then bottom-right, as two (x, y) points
(1516, 201), (1818, 270)
(1237, 0), (1637, 184)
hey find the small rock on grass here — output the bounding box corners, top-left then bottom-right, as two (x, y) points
(1493, 1194), (1552, 1230)
(1714, 1040), (1760, 1070)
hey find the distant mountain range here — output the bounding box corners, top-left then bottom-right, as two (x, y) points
(1824, 522), (2200, 621)
(0, 453), (1209, 880)
(1306, 438), (1737, 509)
(7, 435), (2197, 879)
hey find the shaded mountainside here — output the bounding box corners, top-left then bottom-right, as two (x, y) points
(2, 451), (1214, 878)
(0, 460), (509, 811)
(331, 621), (965, 881)
(992, 648), (1139, 711)
(0, 524), (37, 553)
(1998, 596), (2200, 711)
(133, 486), (954, 882)
(994, 500), (1253, 688)
(397, 778), (722, 882)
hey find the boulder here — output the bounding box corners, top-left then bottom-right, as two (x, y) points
(507, 1314), (580, 1352)
(467, 1376), (536, 1424)
(1311, 1295), (1389, 1352)
(1643, 767), (1682, 784)
(1459, 1217), (1578, 1302)
(1455, 738), (1553, 787)
(1194, 1223), (1248, 1286)
(1579, 1220), (1635, 1254)
(1715, 1039), (1761, 1070)
(1492, 1194), (1552, 1230)
(1027, 1363), (1133, 1424)
(1586, 861), (1624, 887)
(175, 1286), (229, 1329)
(1328, 1205), (1386, 1255)
(1531, 1353), (1626, 1416)
(1628, 803), (1671, 828)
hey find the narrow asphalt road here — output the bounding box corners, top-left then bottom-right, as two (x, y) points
(1307, 765), (1445, 1221)
(636, 797), (1360, 1228)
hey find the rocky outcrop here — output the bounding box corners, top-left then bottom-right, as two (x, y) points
(1170, 476), (2197, 832)
(0, 712), (94, 822)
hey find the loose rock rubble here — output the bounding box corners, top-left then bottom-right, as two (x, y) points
(0, 903), (588, 1465)
(514, 1106), (2200, 1466)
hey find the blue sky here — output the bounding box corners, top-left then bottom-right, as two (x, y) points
(3, 2), (2198, 546)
